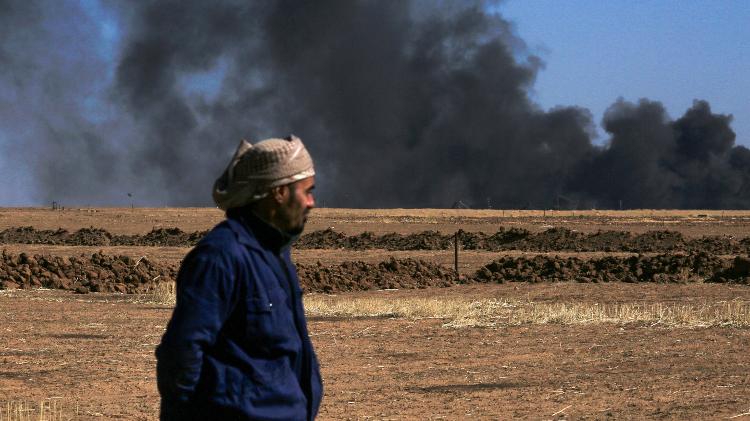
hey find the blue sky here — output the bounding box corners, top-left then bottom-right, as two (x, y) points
(499, 0), (750, 145)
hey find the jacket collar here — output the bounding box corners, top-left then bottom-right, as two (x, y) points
(226, 207), (295, 254)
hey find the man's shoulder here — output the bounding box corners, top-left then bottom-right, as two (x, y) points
(178, 222), (246, 273)
(201, 220), (238, 242)
(194, 218), (260, 255)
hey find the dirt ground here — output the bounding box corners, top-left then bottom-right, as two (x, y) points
(2, 285), (750, 420)
(4, 207), (750, 236)
(2, 208), (750, 419)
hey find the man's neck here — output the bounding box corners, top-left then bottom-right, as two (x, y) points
(247, 201), (284, 232)
(228, 206), (295, 253)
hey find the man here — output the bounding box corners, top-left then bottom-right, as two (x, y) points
(156, 135), (323, 420)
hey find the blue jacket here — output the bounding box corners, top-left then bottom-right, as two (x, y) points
(156, 210), (323, 420)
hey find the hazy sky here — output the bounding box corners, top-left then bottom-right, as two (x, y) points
(500, 0), (750, 145)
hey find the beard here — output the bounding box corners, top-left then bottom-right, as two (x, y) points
(284, 211), (308, 236)
(287, 223), (305, 236)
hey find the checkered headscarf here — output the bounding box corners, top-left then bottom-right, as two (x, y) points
(212, 135), (315, 210)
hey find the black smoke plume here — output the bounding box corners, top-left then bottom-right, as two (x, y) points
(570, 99), (746, 209)
(0, 0), (746, 208)
(0, 0), (130, 204)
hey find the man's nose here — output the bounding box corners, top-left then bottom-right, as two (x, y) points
(307, 194), (315, 209)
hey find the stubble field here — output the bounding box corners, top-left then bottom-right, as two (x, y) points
(2, 208), (750, 420)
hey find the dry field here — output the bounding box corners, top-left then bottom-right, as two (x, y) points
(2, 208), (750, 419)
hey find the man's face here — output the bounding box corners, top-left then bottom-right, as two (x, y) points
(277, 176), (315, 235)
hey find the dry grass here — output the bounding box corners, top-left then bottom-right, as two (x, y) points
(145, 282), (750, 328)
(136, 281), (176, 306)
(0, 399), (75, 421)
(304, 295), (750, 329)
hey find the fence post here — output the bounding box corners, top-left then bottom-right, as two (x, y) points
(454, 230), (460, 281)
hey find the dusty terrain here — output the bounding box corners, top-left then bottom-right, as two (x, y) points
(3, 207), (750, 236)
(2, 208), (750, 420)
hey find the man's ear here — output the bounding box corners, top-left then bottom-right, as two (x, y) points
(271, 185), (289, 204)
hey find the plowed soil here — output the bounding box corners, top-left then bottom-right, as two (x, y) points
(5, 250), (750, 295)
(4, 225), (750, 254)
(0, 226), (208, 247)
(2, 208), (750, 419)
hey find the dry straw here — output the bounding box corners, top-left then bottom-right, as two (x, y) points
(0, 399), (75, 421)
(146, 281), (750, 328)
(303, 295), (750, 329)
(136, 281), (176, 306)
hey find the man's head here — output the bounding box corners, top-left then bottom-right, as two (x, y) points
(213, 135), (316, 234)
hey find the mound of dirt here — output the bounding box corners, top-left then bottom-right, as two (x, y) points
(477, 227), (531, 249)
(296, 257), (458, 293)
(2, 249), (746, 295)
(117, 228), (209, 247)
(625, 231), (686, 252)
(507, 227), (587, 252)
(296, 229), (455, 250)
(708, 256), (750, 284)
(578, 230), (634, 252)
(295, 227), (746, 254)
(0, 250), (456, 295)
(0, 251), (455, 293)
(0, 226), (71, 245)
(295, 228), (348, 248)
(0, 250), (175, 294)
(0, 226), (209, 247)
(67, 227), (113, 246)
(382, 231), (453, 250)
(686, 236), (738, 254)
(473, 252), (729, 284)
(1, 226), (748, 254)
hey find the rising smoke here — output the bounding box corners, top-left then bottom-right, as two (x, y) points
(0, 0), (746, 208)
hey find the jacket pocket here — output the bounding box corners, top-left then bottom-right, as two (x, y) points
(245, 296), (273, 340)
(244, 289), (296, 350)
